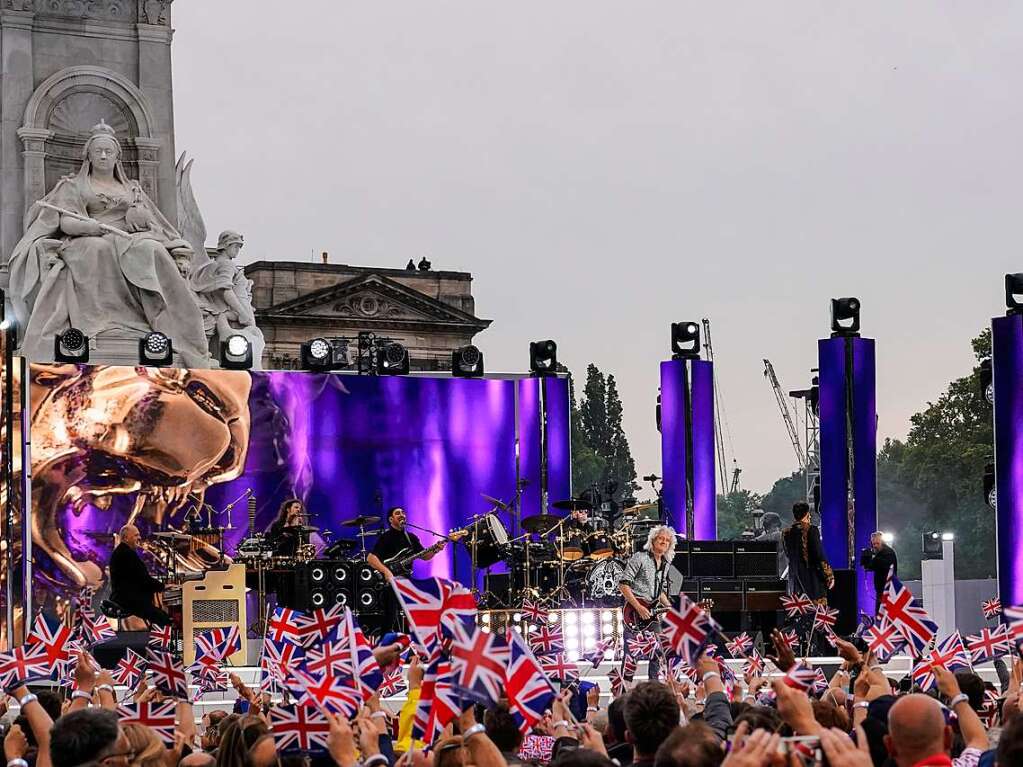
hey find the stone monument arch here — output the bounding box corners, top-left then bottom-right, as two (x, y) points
(18, 66), (163, 217)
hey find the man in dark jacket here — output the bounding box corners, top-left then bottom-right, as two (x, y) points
(860, 531), (898, 614)
(781, 502), (833, 601)
(109, 524), (171, 626)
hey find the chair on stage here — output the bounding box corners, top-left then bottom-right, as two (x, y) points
(99, 598), (138, 631)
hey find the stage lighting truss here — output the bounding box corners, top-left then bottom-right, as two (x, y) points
(220, 334), (253, 370)
(300, 337), (350, 371)
(376, 341), (409, 375)
(670, 322), (700, 359)
(452, 344), (484, 377)
(529, 339), (558, 375)
(829, 297), (861, 337)
(139, 331), (173, 366)
(54, 328), (90, 363)
(477, 607), (622, 660)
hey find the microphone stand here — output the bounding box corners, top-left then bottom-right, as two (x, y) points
(221, 488), (252, 531)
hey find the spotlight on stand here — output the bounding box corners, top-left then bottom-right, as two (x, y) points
(376, 342), (409, 375)
(984, 461), (996, 510)
(529, 340), (558, 375)
(670, 322), (700, 359)
(220, 334), (253, 370)
(138, 332), (173, 366)
(300, 337), (350, 371)
(1005, 273), (1023, 314)
(979, 359), (993, 405)
(830, 297), (861, 337)
(452, 345), (484, 377)
(54, 328), (89, 363)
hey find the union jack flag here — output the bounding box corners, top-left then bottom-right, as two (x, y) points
(76, 605), (116, 645)
(348, 611), (384, 700)
(300, 605), (347, 647)
(520, 600), (548, 624)
(541, 653), (579, 683)
(811, 667), (829, 696)
(392, 577), (451, 652)
(784, 661), (817, 692)
(260, 636), (306, 688)
(820, 624), (840, 648)
(269, 704), (331, 753)
(506, 629), (558, 734)
(880, 575), (938, 656)
(147, 650), (189, 700)
(148, 625), (173, 651)
(26, 613), (75, 676)
(0, 643), (52, 689)
(195, 667), (228, 698)
(659, 596), (717, 664)
(812, 605), (839, 631)
(450, 623), (508, 706)
(380, 669), (407, 698)
(113, 648), (147, 689)
(781, 593), (815, 618)
(628, 632), (659, 659)
(966, 626), (1011, 665)
(864, 618), (905, 663)
(412, 655), (462, 745)
(117, 702), (177, 745)
(981, 689), (1001, 728)
(742, 649), (765, 680)
(672, 658), (698, 683)
(529, 625), (564, 657)
(303, 624), (352, 679)
(725, 632), (753, 658)
(780, 629), (800, 650)
(267, 607), (316, 646)
(288, 666), (361, 718)
(1004, 604), (1023, 648)
(195, 625), (241, 661)
(584, 637), (616, 668)
(621, 653), (638, 680)
(608, 668), (628, 697)
(911, 632), (971, 692)
(438, 581), (478, 641)
(982, 598), (1002, 620)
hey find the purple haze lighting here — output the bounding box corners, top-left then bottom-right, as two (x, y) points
(660, 361), (687, 534)
(992, 315), (1023, 606)
(690, 360), (716, 539)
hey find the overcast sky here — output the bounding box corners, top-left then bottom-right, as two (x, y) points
(172, 2), (1023, 497)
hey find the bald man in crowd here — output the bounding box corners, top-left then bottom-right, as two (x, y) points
(109, 524), (171, 627)
(885, 667), (988, 767)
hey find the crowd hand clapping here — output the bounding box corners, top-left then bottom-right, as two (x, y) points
(3, 724), (28, 762)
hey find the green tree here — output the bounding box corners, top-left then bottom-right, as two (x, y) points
(568, 372), (606, 493)
(605, 375), (639, 500)
(760, 470), (808, 521)
(717, 489), (762, 539)
(579, 365), (609, 450)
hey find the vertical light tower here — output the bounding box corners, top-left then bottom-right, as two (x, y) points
(991, 274), (1023, 609)
(660, 322), (716, 540)
(817, 298), (877, 623)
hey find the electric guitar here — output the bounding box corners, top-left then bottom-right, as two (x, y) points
(384, 530), (468, 575)
(623, 597), (714, 632)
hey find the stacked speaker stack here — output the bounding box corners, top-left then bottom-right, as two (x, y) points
(280, 560), (386, 621)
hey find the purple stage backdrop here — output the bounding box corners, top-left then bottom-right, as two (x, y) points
(818, 336), (877, 616)
(25, 365), (570, 607)
(660, 359), (716, 539)
(992, 315), (1023, 607)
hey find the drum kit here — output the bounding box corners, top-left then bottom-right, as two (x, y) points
(464, 494), (665, 608)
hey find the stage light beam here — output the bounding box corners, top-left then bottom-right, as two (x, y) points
(670, 322), (700, 359)
(138, 332), (173, 366)
(220, 334), (253, 370)
(829, 297), (861, 336)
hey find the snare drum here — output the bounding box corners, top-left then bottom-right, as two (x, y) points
(470, 513), (510, 569)
(584, 531), (615, 561)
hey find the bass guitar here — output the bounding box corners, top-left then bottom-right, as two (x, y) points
(623, 597), (714, 632)
(384, 530), (468, 576)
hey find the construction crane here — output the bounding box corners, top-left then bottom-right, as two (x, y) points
(702, 319), (736, 495)
(763, 359), (806, 470)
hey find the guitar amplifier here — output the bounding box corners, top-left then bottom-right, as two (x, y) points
(733, 541), (779, 577)
(671, 540), (691, 578)
(680, 578), (701, 603)
(743, 578), (786, 611)
(182, 564), (247, 666)
(690, 540), (734, 578)
(699, 578), (743, 612)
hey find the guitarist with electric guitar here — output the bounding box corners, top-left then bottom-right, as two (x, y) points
(619, 524), (683, 680)
(367, 506), (468, 632)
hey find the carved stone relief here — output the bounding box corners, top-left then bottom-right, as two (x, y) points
(35, 0), (137, 21)
(138, 0), (169, 24)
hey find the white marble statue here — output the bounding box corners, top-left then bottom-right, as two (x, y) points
(5, 120), (211, 368)
(190, 230), (265, 369)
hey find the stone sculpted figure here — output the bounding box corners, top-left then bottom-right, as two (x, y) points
(5, 120), (211, 368)
(190, 230), (265, 368)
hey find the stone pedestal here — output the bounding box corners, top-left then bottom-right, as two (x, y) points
(921, 539), (956, 640)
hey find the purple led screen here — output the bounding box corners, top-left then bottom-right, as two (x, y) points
(817, 337), (849, 567)
(850, 338), (878, 616)
(660, 361), (688, 535)
(992, 315), (1023, 607)
(26, 365), (570, 607)
(690, 360), (716, 539)
(516, 377), (572, 525)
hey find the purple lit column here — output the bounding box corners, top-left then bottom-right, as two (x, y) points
(660, 361), (687, 534)
(517, 376), (572, 519)
(690, 360), (716, 539)
(992, 315), (1023, 607)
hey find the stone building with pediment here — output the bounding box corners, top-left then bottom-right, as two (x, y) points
(0, 0), (178, 261)
(244, 260), (491, 371)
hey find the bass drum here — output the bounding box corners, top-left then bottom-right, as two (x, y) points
(587, 558), (625, 602)
(468, 513), (509, 569)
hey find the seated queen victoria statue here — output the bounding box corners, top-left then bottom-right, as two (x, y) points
(5, 120), (212, 368)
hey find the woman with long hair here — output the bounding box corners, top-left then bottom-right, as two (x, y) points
(122, 723), (165, 767)
(267, 498), (306, 556)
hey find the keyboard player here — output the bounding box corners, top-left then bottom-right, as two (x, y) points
(109, 524), (172, 627)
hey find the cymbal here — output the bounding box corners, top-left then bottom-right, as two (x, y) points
(521, 514), (563, 533)
(339, 515), (381, 528)
(551, 498), (593, 511)
(481, 494), (509, 510)
(622, 502), (657, 516)
(283, 525), (320, 533)
(152, 531), (192, 542)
